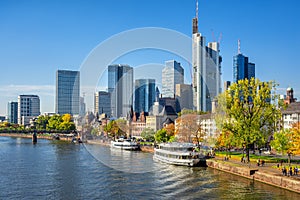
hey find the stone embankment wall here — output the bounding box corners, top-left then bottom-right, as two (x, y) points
(206, 159), (300, 193)
(0, 133), (73, 142)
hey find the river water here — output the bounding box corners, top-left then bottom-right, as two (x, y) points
(0, 136), (300, 200)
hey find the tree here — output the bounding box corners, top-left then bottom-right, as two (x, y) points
(164, 123), (175, 136)
(35, 115), (50, 130)
(141, 127), (155, 141)
(105, 120), (127, 140)
(270, 129), (291, 156)
(289, 122), (300, 155)
(221, 78), (282, 162)
(154, 129), (169, 143)
(47, 115), (62, 130)
(215, 130), (236, 157)
(175, 113), (206, 146)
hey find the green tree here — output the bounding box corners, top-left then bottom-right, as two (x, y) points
(154, 129), (170, 143)
(141, 127), (155, 141)
(221, 78), (282, 162)
(270, 129), (290, 156)
(35, 115), (50, 130)
(47, 115), (62, 130)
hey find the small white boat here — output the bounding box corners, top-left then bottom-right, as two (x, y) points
(111, 138), (140, 151)
(153, 142), (206, 167)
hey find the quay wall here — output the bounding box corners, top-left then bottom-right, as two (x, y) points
(0, 133), (73, 142)
(206, 159), (300, 193)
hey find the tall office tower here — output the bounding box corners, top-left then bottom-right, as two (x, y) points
(175, 84), (193, 110)
(108, 64), (133, 118)
(18, 95), (40, 125)
(134, 79), (156, 113)
(233, 40), (255, 83)
(94, 91), (111, 117)
(56, 70), (80, 115)
(192, 1), (222, 112)
(7, 101), (18, 124)
(162, 60), (184, 98)
(79, 97), (86, 117)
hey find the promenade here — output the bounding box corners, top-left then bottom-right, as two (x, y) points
(208, 155), (300, 193)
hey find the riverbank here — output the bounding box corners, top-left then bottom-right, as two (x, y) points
(207, 157), (300, 193)
(0, 133), (74, 142)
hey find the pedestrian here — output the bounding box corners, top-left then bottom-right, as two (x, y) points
(295, 167), (298, 175)
(257, 159), (260, 167)
(289, 167), (293, 176)
(241, 156), (244, 163)
(261, 160), (265, 167)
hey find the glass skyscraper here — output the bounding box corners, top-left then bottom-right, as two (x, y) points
(56, 70), (80, 115)
(7, 101), (18, 124)
(233, 54), (255, 83)
(134, 79), (156, 113)
(192, 4), (222, 112)
(94, 91), (111, 117)
(108, 64), (133, 118)
(162, 60), (184, 98)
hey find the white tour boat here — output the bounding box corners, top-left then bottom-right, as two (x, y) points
(111, 138), (140, 151)
(153, 142), (206, 166)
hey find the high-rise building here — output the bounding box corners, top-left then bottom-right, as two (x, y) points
(233, 40), (255, 83)
(56, 70), (80, 115)
(108, 64), (133, 118)
(134, 79), (156, 113)
(79, 97), (86, 117)
(192, 2), (222, 112)
(18, 95), (40, 125)
(162, 60), (184, 98)
(7, 101), (18, 124)
(94, 91), (111, 117)
(175, 84), (193, 110)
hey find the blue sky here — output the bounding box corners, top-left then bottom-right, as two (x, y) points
(0, 0), (299, 115)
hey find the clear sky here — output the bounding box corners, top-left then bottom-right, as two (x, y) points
(0, 0), (299, 115)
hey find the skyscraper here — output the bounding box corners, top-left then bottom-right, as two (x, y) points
(134, 79), (156, 113)
(108, 64), (133, 118)
(192, 2), (222, 112)
(175, 84), (193, 110)
(162, 60), (184, 98)
(7, 101), (18, 124)
(18, 95), (40, 125)
(94, 91), (111, 117)
(56, 70), (80, 115)
(233, 40), (255, 83)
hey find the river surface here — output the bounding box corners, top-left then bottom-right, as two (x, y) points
(1, 136), (300, 200)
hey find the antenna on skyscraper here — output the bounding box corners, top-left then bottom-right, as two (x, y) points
(196, 0), (198, 19)
(238, 39), (241, 54)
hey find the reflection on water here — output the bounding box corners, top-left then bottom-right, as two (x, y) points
(0, 136), (300, 200)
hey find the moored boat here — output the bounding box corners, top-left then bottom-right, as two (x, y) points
(153, 142), (206, 167)
(111, 138), (140, 151)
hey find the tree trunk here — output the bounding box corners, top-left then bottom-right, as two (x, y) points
(246, 147), (250, 163)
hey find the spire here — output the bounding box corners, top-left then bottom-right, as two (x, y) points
(238, 39), (241, 54)
(192, 0), (199, 34)
(196, 0), (198, 19)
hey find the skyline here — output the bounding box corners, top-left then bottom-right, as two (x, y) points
(0, 0), (299, 115)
